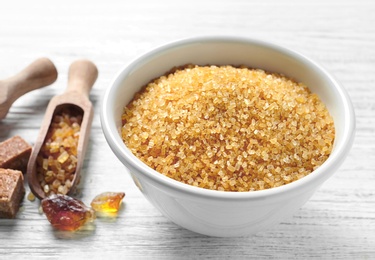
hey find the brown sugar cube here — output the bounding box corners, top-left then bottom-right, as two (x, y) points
(0, 168), (25, 218)
(0, 136), (32, 173)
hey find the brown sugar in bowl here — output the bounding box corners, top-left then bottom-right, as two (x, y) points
(101, 36), (355, 237)
(121, 65), (335, 192)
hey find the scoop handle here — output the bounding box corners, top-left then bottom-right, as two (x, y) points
(66, 59), (98, 97)
(5, 57), (58, 100)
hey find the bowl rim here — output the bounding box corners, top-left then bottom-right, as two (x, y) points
(101, 36), (356, 202)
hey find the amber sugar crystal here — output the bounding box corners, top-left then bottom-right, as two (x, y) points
(90, 192), (125, 213)
(42, 194), (95, 231)
(121, 65), (335, 192)
(36, 108), (82, 196)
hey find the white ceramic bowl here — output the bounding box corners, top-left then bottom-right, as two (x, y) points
(101, 36), (355, 237)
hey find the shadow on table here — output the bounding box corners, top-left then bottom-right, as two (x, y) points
(52, 222), (96, 240)
(150, 209), (370, 259)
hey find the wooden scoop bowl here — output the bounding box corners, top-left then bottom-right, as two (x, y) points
(28, 59), (98, 200)
(0, 58), (58, 119)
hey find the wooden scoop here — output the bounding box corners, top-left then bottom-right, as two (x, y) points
(0, 58), (58, 119)
(27, 59), (98, 200)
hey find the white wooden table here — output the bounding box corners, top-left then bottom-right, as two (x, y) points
(1, 0), (374, 259)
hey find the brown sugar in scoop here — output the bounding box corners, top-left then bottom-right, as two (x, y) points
(27, 60), (98, 200)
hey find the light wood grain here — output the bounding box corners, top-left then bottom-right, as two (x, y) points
(1, 0), (374, 259)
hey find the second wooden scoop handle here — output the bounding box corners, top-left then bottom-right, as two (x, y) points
(6, 58), (58, 100)
(66, 59), (98, 97)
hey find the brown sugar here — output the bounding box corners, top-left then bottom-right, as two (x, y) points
(121, 65), (335, 192)
(0, 168), (25, 218)
(36, 108), (82, 196)
(42, 194), (95, 231)
(0, 136), (32, 174)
